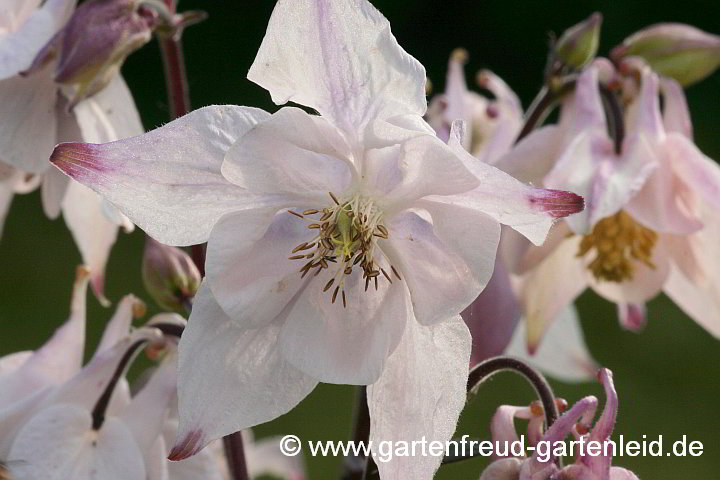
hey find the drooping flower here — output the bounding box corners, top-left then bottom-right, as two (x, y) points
(51, 1), (583, 477)
(500, 58), (720, 350)
(142, 237), (201, 314)
(479, 369), (638, 480)
(0, 0), (147, 303)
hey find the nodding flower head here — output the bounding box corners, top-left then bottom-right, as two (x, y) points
(24, 0), (157, 107)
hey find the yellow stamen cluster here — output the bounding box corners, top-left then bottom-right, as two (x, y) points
(577, 211), (657, 282)
(288, 193), (401, 307)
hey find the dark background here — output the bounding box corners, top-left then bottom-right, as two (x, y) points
(2, 1), (720, 478)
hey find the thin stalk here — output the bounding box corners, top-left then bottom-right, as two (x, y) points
(515, 79), (576, 144)
(598, 85), (625, 154)
(344, 387), (371, 480)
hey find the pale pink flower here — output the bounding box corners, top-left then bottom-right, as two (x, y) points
(505, 59), (720, 349)
(51, 1), (582, 477)
(0, 0), (145, 303)
(479, 369), (639, 480)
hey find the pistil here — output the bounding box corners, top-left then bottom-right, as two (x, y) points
(288, 193), (401, 306)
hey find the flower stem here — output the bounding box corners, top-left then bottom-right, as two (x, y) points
(344, 386), (372, 480)
(598, 85), (625, 154)
(514, 78), (576, 144)
(224, 434), (250, 480)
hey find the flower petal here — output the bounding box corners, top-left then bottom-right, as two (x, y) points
(247, 0), (426, 139)
(367, 316), (471, 480)
(665, 134), (720, 211)
(94, 294), (142, 356)
(51, 105), (270, 245)
(384, 206), (499, 326)
(171, 283), (317, 460)
(0, 0), (75, 79)
(7, 405), (145, 480)
(517, 236), (588, 353)
(589, 239), (670, 304)
(164, 422), (224, 480)
(0, 64), (57, 173)
(61, 182), (121, 305)
(544, 131), (658, 234)
(221, 107), (353, 203)
(506, 305), (598, 383)
(462, 256), (522, 365)
(278, 265), (410, 385)
(616, 303), (647, 332)
(494, 125), (565, 185)
(430, 129), (584, 245)
(206, 207), (313, 329)
(664, 266), (720, 339)
(660, 77), (692, 138)
(73, 74), (145, 143)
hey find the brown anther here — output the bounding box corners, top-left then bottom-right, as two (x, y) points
(374, 276), (378, 290)
(308, 224), (321, 229)
(530, 400), (544, 417)
(353, 254), (363, 265)
(288, 210), (304, 218)
(332, 286), (340, 303)
(377, 225), (389, 237)
(391, 265), (402, 280)
(329, 191), (340, 205)
(367, 271), (380, 278)
(322, 238), (334, 250)
(320, 259), (328, 269)
(303, 209), (319, 215)
(365, 277), (371, 291)
(320, 211), (333, 221)
(381, 269), (392, 283)
(342, 290), (347, 308)
(344, 267), (353, 275)
(323, 279), (335, 292)
(292, 242), (308, 253)
(288, 255), (306, 260)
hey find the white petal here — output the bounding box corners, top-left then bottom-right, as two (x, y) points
(206, 207), (311, 328)
(0, 166), (19, 237)
(62, 181), (121, 304)
(494, 125), (565, 185)
(517, 236), (588, 352)
(367, 316), (471, 480)
(544, 131), (657, 234)
(73, 74), (144, 143)
(171, 283), (317, 460)
(0, 0), (76, 79)
(383, 207), (499, 325)
(665, 134), (720, 211)
(41, 167), (70, 219)
(120, 356), (177, 455)
(0, 64), (57, 173)
(506, 305), (598, 383)
(428, 132), (584, 245)
(221, 107), (353, 202)
(0, 269), (88, 408)
(278, 265), (410, 385)
(8, 404), (145, 480)
(164, 421), (224, 480)
(51, 105), (270, 245)
(247, 0), (426, 140)
(660, 77), (692, 138)
(94, 295), (141, 356)
(664, 266), (720, 339)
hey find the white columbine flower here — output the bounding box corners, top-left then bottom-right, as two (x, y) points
(50, 1), (583, 478)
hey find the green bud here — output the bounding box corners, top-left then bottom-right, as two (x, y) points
(142, 238), (201, 313)
(611, 23), (720, 86)
(555, 12), (603, 69)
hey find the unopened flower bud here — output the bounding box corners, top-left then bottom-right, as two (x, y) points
(142, 238), (201, 313)
(26, 0), (157, 107)
(555, 12), (603, 69)
(611, 23), (720, 86)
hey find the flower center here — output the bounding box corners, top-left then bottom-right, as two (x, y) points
(287, 193), (401, 307)
(576, 210), (657, 282)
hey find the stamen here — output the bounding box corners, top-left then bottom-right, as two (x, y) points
(342, 290), (347, 308)
(577, 210), (657, 282)
(303, 209), (319, 215)
(308, 224), (321, 229)
(329, 191), (340, 205)
(288, 255), (306, 260)
(324, 279), (335, 292)
(391, 266), (402, 281)
(332, 286), (340, 304)
(288, 210), (304, 218)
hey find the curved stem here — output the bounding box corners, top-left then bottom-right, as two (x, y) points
(515, 79), (576, 144)
(598, 85), (625, 154)
(344, 387), (372, 480)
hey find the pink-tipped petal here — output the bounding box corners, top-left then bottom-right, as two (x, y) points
(617, 303), (647, 332)
(51, 105), (271, 246)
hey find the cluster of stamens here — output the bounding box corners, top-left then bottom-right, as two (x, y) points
(576, 210), (658, 282)
(287, 192), (401, 307)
